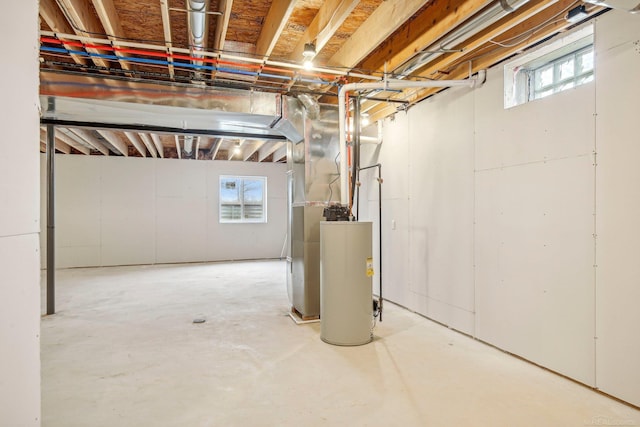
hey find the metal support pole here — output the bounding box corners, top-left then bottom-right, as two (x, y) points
(46, 124), (55, 315)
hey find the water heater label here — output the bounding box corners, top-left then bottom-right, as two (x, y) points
(366, 257), (374, 277)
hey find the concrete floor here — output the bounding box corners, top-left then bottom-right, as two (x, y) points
(41, 260), (639, 427)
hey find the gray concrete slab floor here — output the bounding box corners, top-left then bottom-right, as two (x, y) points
(41, 260), (639, 426)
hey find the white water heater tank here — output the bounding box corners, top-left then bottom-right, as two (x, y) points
(320, 221), (373, 346)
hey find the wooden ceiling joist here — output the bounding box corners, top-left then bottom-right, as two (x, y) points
(139, 134), (158, 158)
(91, 0), (133, 71)
(290, 0), (360, 61)
(69, 128), (111, 155)
(214, 0), (234, 51)
(159, 0), (175, 79)
(255, 0), (298, 58)
(50, 129), (91, 155)
(366, 0), (598, 123)
(258, 141), (284, 162)
(272, 144), (287, 162)
(123, 132), (147, 157)
(243, 141), (266, 161)
(40, 129), (72, 154)
(55, 0), (112, 69)
(358, 0), (492, 74)
(328, 0), (428, 68)
(96, 130), (129, 156)
(174, 136), (182, 159)
(150, 134), (165, 158)
(39, 0), (88, 65)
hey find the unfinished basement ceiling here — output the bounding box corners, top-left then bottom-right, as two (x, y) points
(39, 0), (606, 160)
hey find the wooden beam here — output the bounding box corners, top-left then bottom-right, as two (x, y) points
(139, 133), (158, 158)
(243, 141), (266, 161)
(123, 132), (146, 157)
(40, 0), (88, 65)
(159, 0), (175, 79)
(272, 144), (287, 162)
(328, 0), (427, 68)
(40, 129), (72, 154)
(367, 1), (590, 123)
(255, 0), (298, 57)
(56, 0), (112, 68)
(258, 141), (285, 162)
(214, 0), (233, 51)
(358, 0), (492, 73)
(175, 135), (182, 159)
(150, 134), (164, 158)
(210, 138), (222, 160)
(290, 0), (360, 61)
(96, 130), (128, 156)
(91, 0), (133, 71)
(50, 129), (91, 155)
(69, 128), (111, 155)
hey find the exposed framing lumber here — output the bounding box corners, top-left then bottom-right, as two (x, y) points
(40, 0), (88, 65)
(210, 138), (222, 160)
(328, 0), (427, 68)
(159, 0), (175, 79)
(150, 134), (165, 158)
(358, 0), (492, 73)
(40, 129), (72, 154)
(139, 133), (158, 158)
(68, 128), (111, 155)
(258, 141), (284, 162)
(255, 0), (298, 57)
(272, 144), (287, 162)
(55, 0), (112, 69)
(49, 128), (91, 154)
(96, 129), (128, 156)
(91, 0), (133, 71)
(175, 135), (182, 159)
(290, 0), (360, 61)
(123, 132), (146, 157)
(244, 141), (266, 161)
(214, 0), (233, 51)
(367, 0), (596, 123)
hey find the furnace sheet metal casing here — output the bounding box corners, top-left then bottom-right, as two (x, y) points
(320, 221), (373, 346)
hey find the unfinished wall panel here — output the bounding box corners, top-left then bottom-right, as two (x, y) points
(594, 11), (640, 406)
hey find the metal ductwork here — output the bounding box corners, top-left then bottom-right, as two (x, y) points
(395, 0), (531, 77)
(187, 0), (211, 79)
(584, 0), (640, 13)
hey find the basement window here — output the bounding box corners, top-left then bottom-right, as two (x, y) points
(219, 176), (267, 223)
(504, 24), (594, 108)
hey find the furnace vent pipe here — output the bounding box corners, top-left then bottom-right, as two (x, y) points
(337, 72), (486, 205)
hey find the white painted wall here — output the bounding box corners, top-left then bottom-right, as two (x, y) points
(40, 156), (287, 268)
(0, 1), (41, 426)
(359, 12), (640, 407)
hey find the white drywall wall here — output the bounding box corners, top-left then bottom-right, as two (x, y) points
(593, 12), (640, 406)
(359, 12), (640, 406)
(0, 1), (41, 426)
(40, 156), (287, 268)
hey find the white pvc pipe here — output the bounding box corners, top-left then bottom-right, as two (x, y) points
(337, 72), (486, 205)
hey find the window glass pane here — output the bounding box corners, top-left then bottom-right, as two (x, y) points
(243, 179), (264, 204)
(221, 204), (242, 220)
(220, 178), (241, 203)
(535, 65), (554, 90)
(535, 89), (553, 100)
(557, 57), (575, 81)
(559, 81), (575, 91)
(577, 49), (594, 74)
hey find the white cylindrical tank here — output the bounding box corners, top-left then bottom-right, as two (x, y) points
(320, 221), (373, 346)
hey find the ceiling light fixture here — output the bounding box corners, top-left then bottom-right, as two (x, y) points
(303, 42), (316, 70)
(566, 5), (588, 23)
(233, 142), (241, 155)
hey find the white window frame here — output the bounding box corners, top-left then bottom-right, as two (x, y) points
(219, 175), (267, 224)
(504, 23), (594, 109)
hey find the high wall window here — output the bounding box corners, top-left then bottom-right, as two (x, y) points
(219, 176), (267, 223)
(504, 24), (594, 108)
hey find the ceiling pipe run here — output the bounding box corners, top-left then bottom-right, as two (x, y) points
(337, 71), (487, 206)
(395, 0), (531, 77)
(187, 0), (211, 80)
